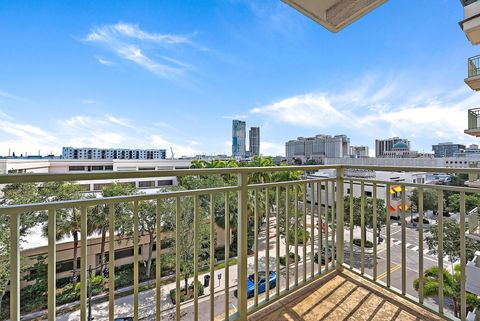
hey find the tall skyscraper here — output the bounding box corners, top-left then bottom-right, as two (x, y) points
(232, 120), (246, 157)
(249, 127), (260, 156)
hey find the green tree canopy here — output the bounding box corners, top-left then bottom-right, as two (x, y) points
(414, 265), (480, 317)
(426, 219), (480, 265)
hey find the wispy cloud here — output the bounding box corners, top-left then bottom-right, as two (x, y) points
(57, 114), (199, 157)
(0, 110), (57, 156)
(251, 75), (479, 150)
(95, 57), (114, 66)
(84, 22), (198, 79)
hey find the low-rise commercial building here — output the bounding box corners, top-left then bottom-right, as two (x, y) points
(432, 142), (466, 157)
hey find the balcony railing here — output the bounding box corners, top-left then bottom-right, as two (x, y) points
(465, 108), (480, 136)
(1, 165), (480, 321)
(462, 0), (480, 8)
(469, 56), (480, 78)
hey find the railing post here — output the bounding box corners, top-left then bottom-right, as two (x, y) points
(237, 172), (248, 321)
(10, 213), (20, 321)
(336, 166), (345, 272)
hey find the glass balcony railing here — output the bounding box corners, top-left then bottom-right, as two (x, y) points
(468, 55), (480, 78)
(1, 165), (479, 321)
(462, 0), (480, 8)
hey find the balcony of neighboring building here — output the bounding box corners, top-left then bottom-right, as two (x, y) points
(465, 56), (480, 91)
(465, 108), (480, 136)
(282, 0), (387, 33)
(460, 0), (480, 45)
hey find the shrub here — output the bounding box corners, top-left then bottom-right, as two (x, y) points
(279, 252), (301, 266)
(288, 228), (310, 245)
(170, 281), (205, 304)
(413, 217), (430, 224)
(353, 238), (374, 248)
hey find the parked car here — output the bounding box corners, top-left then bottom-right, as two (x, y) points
(234, 271), (276, 298)
(114, 318), (134, 321)
(314, 246), (335, 264)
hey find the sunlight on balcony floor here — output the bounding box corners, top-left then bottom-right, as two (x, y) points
(249, 270), (445, 321)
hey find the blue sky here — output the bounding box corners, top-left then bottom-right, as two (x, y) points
(0, 0), (479, 157)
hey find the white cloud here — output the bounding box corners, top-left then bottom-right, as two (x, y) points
(0, 110), (58, 156)
(151, 135), (199, 158)
(96, 57), (114, 65)
(260, 141), (284, 156)
(251, 93), (351, 128)
(250, 76), (480, 151)
(82, 99), (98, 105)
(84, 22), (196, 79)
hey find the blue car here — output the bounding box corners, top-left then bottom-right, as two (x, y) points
(235, 271), (276, 298)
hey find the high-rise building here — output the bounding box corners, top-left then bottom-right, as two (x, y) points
(62, 147), (166, 160)
(249, 127), (260, 156)
(285, 134), (350, 164)
(375, 137), (411, 158)
(432, 142), (466, 158)
(232, 120), (246, 158)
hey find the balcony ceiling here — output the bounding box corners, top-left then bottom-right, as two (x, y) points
(282, 0), (387, 32)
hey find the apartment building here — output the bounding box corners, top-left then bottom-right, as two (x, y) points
(249, 127), (260, 156)
(232, 120), (246, 158)
(349, 145), (369, 158)
(375, 137), (411, 157)
(285, 134), (350, 164)
(62, 147), (167, 160)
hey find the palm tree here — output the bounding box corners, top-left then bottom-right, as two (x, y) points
(414, 265), (480, 317)
(90, 182), (135, 273)
(40, 182), (90, 284)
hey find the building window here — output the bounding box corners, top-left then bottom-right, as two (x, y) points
(158, 180), (173, 186)
(99, 246), (142, 263)
(91, 166), (104, 171)
(139, 181), (155, 188)
(56, 258), (81, 273)
(69, 166), (85, 171)
(105, 165), (113, 170)
(93, 183), (113, 191)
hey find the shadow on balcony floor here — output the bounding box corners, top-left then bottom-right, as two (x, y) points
(249, 270), (445, 321)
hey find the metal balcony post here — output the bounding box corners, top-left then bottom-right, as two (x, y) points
(336, 166), (345, 272)
(237, 172), (248, 321)
(10, 213), (20, 321)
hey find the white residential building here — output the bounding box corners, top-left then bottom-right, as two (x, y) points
(62, 147), (167, 160)
(286, 134), (350, 164)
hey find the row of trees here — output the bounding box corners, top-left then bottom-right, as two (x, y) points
(0, 156), (303, 313)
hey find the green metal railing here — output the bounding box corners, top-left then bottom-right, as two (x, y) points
(1, 165), (480, 320)
(468, 108), (480, 130)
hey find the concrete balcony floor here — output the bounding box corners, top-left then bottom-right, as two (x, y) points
(249, 270), (444, 321)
